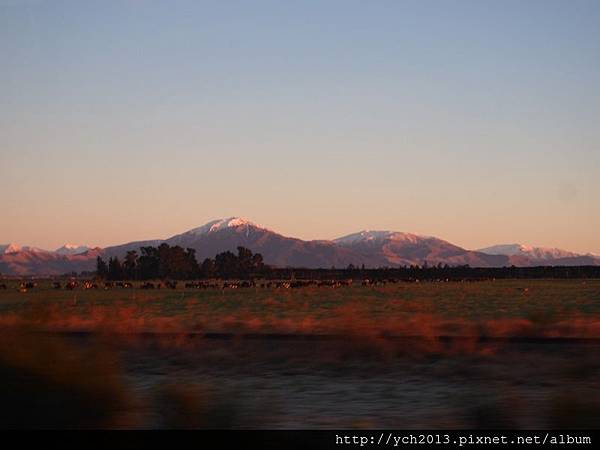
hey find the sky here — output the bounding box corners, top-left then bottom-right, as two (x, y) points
(1, 0), (599, 253)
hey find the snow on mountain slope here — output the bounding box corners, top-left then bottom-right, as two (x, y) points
(0, 244), (20, 254)
(477, 243), (581, 260)
(55, 244), (91, 255)
(334, 230), (429, 245)
(164, 218), (380, 268)
(100, 217), (382, 269)
(184, 217), (269, 236)
(0, 246), (101, 276)
(0, 243), (47, 255)
(335, 230), (512, 267)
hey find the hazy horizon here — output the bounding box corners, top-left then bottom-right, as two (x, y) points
(2, 0), (599, 254)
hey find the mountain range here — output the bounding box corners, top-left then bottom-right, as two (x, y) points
(1, 217), (598, 275)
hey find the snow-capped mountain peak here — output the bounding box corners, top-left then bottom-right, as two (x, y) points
(0, 243), (49, 254)
(55, 244), (91, 255)
(185, 217), (268, 236)
(334, 230), (431, 245)
(335, 230), (392, 245)
(0, 243), (22, 254)
(477, 243), (580, 260)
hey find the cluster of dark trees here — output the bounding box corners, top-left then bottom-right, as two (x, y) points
(96, 242), (600, 280)
(96, 244), (265, 280)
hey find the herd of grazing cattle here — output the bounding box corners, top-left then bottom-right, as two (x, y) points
(0, 278), (417, 293)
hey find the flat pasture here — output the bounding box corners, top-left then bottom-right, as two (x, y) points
(1, 279), (599, 337)
(0, 279), (599, 428)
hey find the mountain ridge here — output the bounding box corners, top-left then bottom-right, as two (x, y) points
(1, 217), (598, 275)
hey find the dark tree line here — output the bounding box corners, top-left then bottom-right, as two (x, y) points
(97, 246), (600, 281)
(96, 244), (265, 280)
(268, 264), (600, 281)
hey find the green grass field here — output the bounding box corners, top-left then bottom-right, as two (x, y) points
(1, 279), (599, 337)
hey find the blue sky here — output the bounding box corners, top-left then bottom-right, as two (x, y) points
(1, 0), (599, 253)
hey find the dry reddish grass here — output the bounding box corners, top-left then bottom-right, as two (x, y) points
(1, 297), (598, 341)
